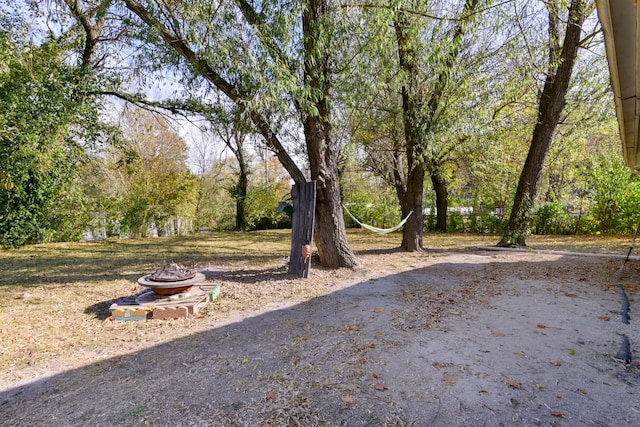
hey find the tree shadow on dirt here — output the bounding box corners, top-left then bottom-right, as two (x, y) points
(3, 253), (640, 427)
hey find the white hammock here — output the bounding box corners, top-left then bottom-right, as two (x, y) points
(342, 204), (413, 234)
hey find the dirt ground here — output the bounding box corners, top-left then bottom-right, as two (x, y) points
(1, 246), (640, 426)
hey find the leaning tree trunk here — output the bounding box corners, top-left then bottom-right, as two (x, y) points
(499, 0), (587, 247)
(303, 0), (357, 268)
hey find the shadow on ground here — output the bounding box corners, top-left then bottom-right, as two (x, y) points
(2, 252), (639, 426)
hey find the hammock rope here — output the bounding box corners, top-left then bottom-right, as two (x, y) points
(342, 204), (413, 235)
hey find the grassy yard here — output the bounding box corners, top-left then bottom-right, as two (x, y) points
(0, 229), (636, 375)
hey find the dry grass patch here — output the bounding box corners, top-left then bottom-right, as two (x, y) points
(0, 230), (635, 380)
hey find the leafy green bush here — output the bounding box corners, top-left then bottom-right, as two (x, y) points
(0, 39), (96, 247)
(448, 212), (466, 232)
(244, 183), (291, 231)
(618, 180), (640, 233)
(531, 201), (569, 234)
(586, 155), (628, 233)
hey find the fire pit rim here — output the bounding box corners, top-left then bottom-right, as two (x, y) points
(137, 272), (206, 289)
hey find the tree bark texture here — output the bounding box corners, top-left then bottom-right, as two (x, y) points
(397, 164), (425, 251)
(303, 0), (357, 267)
(430, 170), (448, 232)
(499, 0), (587, 247)
(234, 149), (248, 231)
(64, 0), (111, 68)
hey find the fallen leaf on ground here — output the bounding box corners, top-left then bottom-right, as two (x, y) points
(568, 349), (576, 355)
(554, 393), (562, 398)
(507, 381), (522, 389)
(443, 375), (456, 385)
(478, 299), (489, 304)
(432, 361), (451, 369)
(564, 292), (577, 298)
(550, 359), (562, 366)
(371, 307), (383, 313)
(374, 382), (387, 391)
(536, 324), (546, 329)
(266, 390), (276, 400)
(550, 411), (565, 418)
(597, 315), (610, 321)
(576, 388), (588, 395)
(491, 331), (505, 337)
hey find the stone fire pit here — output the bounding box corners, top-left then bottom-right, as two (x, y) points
(138, 263), (206, 296)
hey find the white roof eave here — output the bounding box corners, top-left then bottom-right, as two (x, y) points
(596, 0), (640, 172)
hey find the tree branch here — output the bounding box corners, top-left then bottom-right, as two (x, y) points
(123, 0), (307, 183)
(63, 0), (112, 68)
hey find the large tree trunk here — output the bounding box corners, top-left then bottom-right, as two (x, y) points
(303, 0), (357, 268)
(430, 170), (448, 232)
(398, 165), (425, 251)
(499, 0), (587, 247)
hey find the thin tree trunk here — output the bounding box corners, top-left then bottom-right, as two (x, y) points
(235, 169), (248, 231)
(229, 132), (249, 231)
(499, 0), (587, 247)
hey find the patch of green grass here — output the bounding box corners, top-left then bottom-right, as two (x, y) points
(129, 404), (146, 417)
